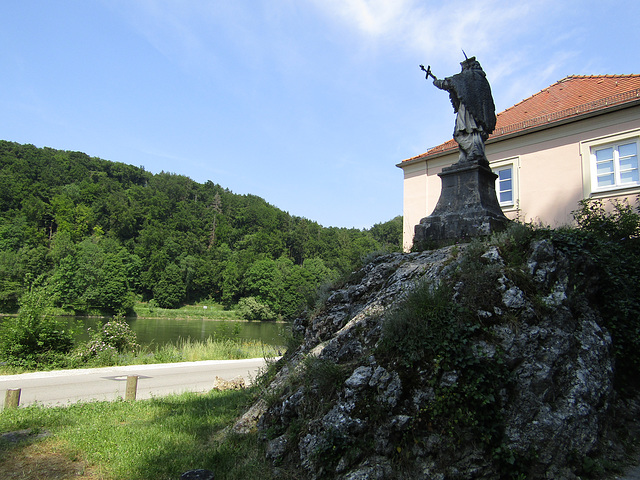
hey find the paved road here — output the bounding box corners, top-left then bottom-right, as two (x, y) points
(0, 358), (268, 408)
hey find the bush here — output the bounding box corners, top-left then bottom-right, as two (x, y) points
(77, 315), (139, 364)
(0, 284), (75, 367)
(573, 198), (640, 240)
(552, 198), (640, 391)
(237, 296), (278, 321)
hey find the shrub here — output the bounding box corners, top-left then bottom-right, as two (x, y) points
(552, 198), (640, 391)
(0, 284), (75, 367)
(237, 296), (278, 321)
(77, 315), (139, 364)
(573, 198), (640, 240)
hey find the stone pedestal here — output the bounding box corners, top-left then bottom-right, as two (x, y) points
(414, 161), (509, 245)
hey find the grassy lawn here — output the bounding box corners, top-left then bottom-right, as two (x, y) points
(0, 388), (280, 480)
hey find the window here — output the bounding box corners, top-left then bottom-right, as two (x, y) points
(496, 166), (514, 205)
(591, 140), (639, 191)
(491, 158), (518, 208)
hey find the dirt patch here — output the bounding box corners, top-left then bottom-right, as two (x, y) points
(0, 436), (103, 480)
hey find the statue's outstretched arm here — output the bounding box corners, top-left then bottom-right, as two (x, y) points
(432, 78), (450, 92)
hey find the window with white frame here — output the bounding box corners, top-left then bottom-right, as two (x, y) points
(496, 166), (514, 205)
(491, 158), (518, 208)
(591, 140), (639, 191)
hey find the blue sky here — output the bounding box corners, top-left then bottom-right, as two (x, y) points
(1, 1), (638, 228)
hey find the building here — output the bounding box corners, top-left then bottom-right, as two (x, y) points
(397, 75), (640, 251)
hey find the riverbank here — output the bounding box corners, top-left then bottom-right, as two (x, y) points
(131, 302), (243, 320)
(1, 301), (269, 322)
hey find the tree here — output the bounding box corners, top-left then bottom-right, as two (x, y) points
(153, 263), (186, 308)
(0, 141), (403, 313)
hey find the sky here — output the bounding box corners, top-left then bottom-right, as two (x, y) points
(1, 1), (639, 229)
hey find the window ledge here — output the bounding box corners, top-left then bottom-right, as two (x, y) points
(590, 184), (640, 199)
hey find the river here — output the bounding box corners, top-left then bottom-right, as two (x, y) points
(76, 317), (288, 348)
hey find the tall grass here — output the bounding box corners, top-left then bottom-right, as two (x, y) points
(0, 388), (278, 480)
(0, 337), (282, 375)
(138, 337), (282, 364)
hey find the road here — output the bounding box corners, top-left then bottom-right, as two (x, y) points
(0, 358), (269, 408)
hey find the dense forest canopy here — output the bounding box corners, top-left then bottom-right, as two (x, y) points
(0, 141), (402, 317)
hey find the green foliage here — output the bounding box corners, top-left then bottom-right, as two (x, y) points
(76, 315), (139, 364)
(369, 215), (403, 251)
(551, 198), (640, 391)
(0, 284), (75, 367)
(0, 141), (401, 315)
(47, 234), (140, 315)
(237, 296), (278, 321)
(0, 389), (278, 480)
(377, 278), (508, 451)
(573, 197), (640, 239)
(378, 282), (463, 369)
(153, 263), (186, 309)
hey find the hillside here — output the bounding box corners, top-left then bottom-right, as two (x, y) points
(0, 140), (401, 316)
(239, 203), (640, 479)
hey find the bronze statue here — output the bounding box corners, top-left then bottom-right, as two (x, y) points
(421, 56), (496, 166)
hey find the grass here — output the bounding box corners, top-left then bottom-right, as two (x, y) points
(131, 302), (242, 321)
(0, 388), (279, 480)
(134, 337), (282, 364)
(0, 337), (282, 376)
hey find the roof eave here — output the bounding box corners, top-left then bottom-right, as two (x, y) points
(397, 98), (640, 169)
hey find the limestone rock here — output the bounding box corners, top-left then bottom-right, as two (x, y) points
(244, 240), (629, 479)
(213, 376), (246, 390)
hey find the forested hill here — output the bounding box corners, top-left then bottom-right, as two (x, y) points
(0, 140), (402, 317)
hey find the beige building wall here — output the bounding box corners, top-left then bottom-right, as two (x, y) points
(399, 106), (640, 251)
(401, 161), (428, 252)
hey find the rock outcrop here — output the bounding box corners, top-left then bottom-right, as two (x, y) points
(243, 238), (628, 479)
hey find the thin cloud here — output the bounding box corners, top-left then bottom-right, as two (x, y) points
(309, 0), (543, 58)
(309, 0), (575, 109)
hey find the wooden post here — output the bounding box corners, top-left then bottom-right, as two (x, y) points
(5, 388), (21, 409)
(125, 375), (138, 401)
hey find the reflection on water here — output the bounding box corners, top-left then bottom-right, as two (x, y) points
(74, 317), (288, 348)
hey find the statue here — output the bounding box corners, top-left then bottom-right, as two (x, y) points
(413, 56), (508, 245)
(421, 56), (496, 166)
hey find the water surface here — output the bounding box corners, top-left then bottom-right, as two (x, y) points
(76, 317), (288, 348)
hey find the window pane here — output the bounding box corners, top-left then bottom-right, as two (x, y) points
(619, 142), (637, 158)
(597, 160), (614, 174)
(498, 168), (512, 181)
(500, 179), (512, 191)
(621, 170), (639, 184)
(500, 190), (513, 203)
(595, 147), (614, 162)
(620, 156), (638, 171)
(597, 173), (615, 187)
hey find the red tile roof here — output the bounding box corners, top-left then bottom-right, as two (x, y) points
(403, 75), (640, 162)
